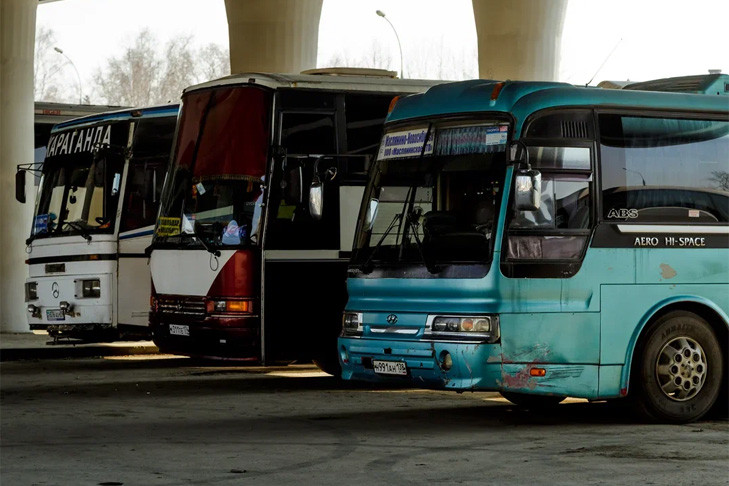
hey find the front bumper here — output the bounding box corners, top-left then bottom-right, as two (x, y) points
(339, 336), (503, 390)
(150, 314), (260, 360)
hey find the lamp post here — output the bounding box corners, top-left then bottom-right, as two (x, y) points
(54, 47), (83, 104)
(376, 10), (404, 78)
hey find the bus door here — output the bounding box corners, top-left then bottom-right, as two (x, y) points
(263, 107), (343, 363)
(117, 116), (175, 331)
(262, 91), (401, 365)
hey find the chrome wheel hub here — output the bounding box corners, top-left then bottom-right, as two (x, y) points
(656, 336), (707, 401)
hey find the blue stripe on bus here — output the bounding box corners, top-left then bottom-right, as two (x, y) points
(119, 229), (155, 240)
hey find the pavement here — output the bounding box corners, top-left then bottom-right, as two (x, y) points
(0, 331), (159, 361)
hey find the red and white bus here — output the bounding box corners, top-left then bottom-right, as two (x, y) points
(148, 69), (439, 371)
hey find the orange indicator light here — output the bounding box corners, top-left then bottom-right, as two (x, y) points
(490, 82), (505, 101)
(226, 300), (250, 313)
(388, 95), (401, 113)
(529, 368), (546, 377)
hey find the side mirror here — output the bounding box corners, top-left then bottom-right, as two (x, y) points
(515, 170), (541, 211)
(309, 174), (323, 221)
(111, 173), (121, 197)
(15, 170), (26, 203)
(283, 165), (303, 205)
(364, 198), (379, 231)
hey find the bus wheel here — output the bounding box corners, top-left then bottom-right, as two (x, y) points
(633, 311), (723, 423)
(312, 355), (342, 377)
(501, 391), (565, 408)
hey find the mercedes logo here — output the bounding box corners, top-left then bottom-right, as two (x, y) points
(386, 314), (398, 324)
(51, 282), (59, 299)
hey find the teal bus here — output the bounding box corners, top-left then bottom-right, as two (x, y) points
(338, 75), (729, 423)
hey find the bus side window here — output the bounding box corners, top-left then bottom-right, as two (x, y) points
(503, 109), (595, 275)
(599, 115), (729, 223)
(120, 160), (165, 233)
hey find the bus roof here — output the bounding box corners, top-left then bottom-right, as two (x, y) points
(34, 102), (125, 125)
(624, 73), (729, 95)
(52, 104), (179, 132)
(388, 78), (729, 134)
(183, 71), (443, 96)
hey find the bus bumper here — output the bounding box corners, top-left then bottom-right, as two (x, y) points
(150, 315), (260, 361)
(338, 337), (502, 390)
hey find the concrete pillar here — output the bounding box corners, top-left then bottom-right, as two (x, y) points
(0, 0), (36, 332)
(224, 0), (323, 74)
(472, 0), (567, 81)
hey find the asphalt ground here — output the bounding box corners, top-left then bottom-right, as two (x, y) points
(1, 354), (727, 486)
(0, 331), (158, 361)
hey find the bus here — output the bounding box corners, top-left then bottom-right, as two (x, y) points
(148, 69), (440, 371)
(338, 75), (729, 423)
(21, 105), (179, 341)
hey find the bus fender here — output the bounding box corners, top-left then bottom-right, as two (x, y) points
(619, 295), (729, 395)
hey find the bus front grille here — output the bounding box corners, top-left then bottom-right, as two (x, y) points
(157, 296), (206, 318)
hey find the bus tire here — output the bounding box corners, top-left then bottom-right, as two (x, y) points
(312, 355), (342, 378)
(632, 311), (723, 423)
(501, 391), (565, 408)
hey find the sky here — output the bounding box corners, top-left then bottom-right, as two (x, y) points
(37, 0), (729, 103)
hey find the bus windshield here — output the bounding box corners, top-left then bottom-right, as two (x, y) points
(154, 86), (272, 248)
(31, 122), (127, 239)
(352, 122), (509, 270)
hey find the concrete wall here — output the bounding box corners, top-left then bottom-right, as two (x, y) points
(0, 0), (36, 332)
(473, 0), (568, 81)
(225, 0), (323, 74)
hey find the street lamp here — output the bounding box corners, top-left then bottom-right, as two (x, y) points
(54, 47), (83, 104)
(376, 10), (404, 78)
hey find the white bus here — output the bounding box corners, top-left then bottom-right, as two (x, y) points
(21, 105), (179, 341)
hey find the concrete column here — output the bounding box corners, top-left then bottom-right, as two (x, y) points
(224, 0), (323, 74)
(0, 0), (36, 332)
(472, 0), (567, 81)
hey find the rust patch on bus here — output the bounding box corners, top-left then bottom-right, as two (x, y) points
(500, 366), (538, 390)
(660, 263), (677, 280)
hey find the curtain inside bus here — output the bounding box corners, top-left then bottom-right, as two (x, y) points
(174, 86), (272, 180)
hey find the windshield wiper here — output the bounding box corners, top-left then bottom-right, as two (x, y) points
(25, 233), (41, 246)
(63, 221), (92, 242)
(404, 209), (439, 274)
(360, 212), (403, 274)
(192, 227), (221, 257)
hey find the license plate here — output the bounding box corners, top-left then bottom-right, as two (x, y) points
(46, 309), (65, 321)
(373, 360), (407, 376)
(169, 324), (190, 336)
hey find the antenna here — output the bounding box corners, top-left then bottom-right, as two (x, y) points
(586, 38), (623, 87)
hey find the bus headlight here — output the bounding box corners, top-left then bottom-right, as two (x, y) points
(82, 279), (101, 298)
(27, 304), (41, 318)
(25, 282), (38, 301)
(342, 312), (363, 336)
(426, 315), (500, 343)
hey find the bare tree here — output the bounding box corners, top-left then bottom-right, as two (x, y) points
(92, 30), (230, 106)
(158, 35), (198, 103)
(34, 26), (64, 101)
(93, 29), (160, 106)
(324, 37), (476, 81)
(710, 171), (729, 192)
(198, 43), (230, 82)
(324, 40), (395, 73)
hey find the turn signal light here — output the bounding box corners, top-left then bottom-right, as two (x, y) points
(490, 82), (505, 101)
(226, 300), (250, 313)
(388, 95), (401, 113)
(529, 368), (546, 377)
(206, 299), (253, 314)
